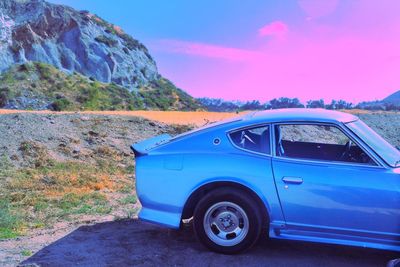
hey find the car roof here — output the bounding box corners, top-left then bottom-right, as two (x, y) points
(244, 109), (358, 124)
(168, 109), (359, 142)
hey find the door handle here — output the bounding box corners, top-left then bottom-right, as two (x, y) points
(282, 176), (303, 184)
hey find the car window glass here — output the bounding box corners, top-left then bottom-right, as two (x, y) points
(276, 124), (376, 165)
(230, 125), (270, 155)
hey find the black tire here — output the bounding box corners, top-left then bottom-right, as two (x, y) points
(193, 188), (262, 254)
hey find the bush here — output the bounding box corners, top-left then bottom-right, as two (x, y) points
(0, 199), (20, 239)
(95, 35), (118, 47)
(50, 98), (71, 111)
(121, 33), (141, 50)
(36, 62), (54, 80)
(19, 63), (33, 72)
(0, 88), (10, 107)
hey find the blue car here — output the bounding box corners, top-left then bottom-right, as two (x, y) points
(131, 109), (400, 254)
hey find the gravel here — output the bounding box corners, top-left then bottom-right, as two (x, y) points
(0, 113), (176, 168)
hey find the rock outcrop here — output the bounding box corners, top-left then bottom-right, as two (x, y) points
(0, 0), (159, 90)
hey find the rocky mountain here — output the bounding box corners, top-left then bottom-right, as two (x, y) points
(356, 90), (400, 111)
(383, 90), (400, 105)
(0, 0), (160, 90)
(0, 0), (202, 111)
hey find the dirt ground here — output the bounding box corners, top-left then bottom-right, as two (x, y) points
(0, 109), (245, 126)
(16, 220), (399, 267)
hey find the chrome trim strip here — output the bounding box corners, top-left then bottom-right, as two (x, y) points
(273, 155), (386, 169)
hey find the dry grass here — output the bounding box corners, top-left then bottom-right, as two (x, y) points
(342, 109), (400, 115)
(0, 144), (135, 239)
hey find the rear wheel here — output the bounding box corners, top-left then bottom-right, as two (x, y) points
(193, 188), (262, 254)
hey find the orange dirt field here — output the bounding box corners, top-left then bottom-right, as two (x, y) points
(0, 109), (248, 126)
(1, 109), (396, 127)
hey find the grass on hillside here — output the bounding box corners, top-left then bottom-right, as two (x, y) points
(0, 62), (201, 111)
(0, 144), (136, 239)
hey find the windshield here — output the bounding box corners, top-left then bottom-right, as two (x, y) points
(346, 120), (400, 168)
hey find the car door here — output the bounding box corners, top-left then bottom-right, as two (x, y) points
(272, 123), (400, 240)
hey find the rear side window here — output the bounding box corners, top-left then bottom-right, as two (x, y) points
(229, 125), (270, 155)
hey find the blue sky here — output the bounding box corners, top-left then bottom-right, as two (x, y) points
(49, 1), (296, 45)
(48, 0), (400, 102)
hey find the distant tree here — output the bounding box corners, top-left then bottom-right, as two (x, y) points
(240, 100), (265, 111)
(198, 96), (374, 112)
(337, 100), (353, 109)
(384, 103), (400, 111)
(356, 101), (386, 110)
(326, 100), (337, 110)
(306, 99), (325, 108)
(197, 98), (272, 111)
(197, 97), (240, 112)
(269, 97), (305, 109)
(264, 102), (272, 110)
(326, 99), (353, 110)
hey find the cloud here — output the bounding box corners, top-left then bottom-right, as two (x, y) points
(151, 39), (261, 61)
(151, 2), (400, 103)
(155, 33), (400, 103)
(258, 21), (288, 38)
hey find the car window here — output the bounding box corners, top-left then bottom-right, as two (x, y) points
(229, 125), (270, 155)
(275, 124), (376, 165)
(347, 120), (400, 168)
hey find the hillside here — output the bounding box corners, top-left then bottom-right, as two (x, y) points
(383, 90), (400, 105)
(0, 0), (202, 111)
(0, 62), (201, 111)
(0, 0), (157, 89)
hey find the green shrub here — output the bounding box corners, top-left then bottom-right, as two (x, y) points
(119, 195), (137, 205)
(57, 192), (110, 216)
(50, 98), (71, 111)
(0, 199), (20, 239)
(21, 250), (32, 257)
(36, 62), (54, 80)
(18, 63), (33, 72)
(95, 35), (118, 47)
(0, 88), (10, 107)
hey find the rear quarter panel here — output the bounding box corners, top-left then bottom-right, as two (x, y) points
(135, 126), (284, 228)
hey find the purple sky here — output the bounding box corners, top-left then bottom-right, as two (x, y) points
(49, 0), (400, 103)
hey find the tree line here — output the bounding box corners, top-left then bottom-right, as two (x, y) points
(197, 97), (400, 112)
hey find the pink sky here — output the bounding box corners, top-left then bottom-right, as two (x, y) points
(149, 0), (400, 103)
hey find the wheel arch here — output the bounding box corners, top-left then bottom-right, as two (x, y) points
(181, 180), (270, 228)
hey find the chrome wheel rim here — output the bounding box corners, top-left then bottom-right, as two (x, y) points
(203, 201), (249, 247)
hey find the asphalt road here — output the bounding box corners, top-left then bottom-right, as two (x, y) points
(22, 219), (398, 267)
